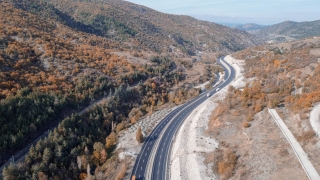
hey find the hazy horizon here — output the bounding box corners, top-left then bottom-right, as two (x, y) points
(125, 0), (320, 25)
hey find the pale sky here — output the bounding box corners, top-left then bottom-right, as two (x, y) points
(125, 0), (320, 25)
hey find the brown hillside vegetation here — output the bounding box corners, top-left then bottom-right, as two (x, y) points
(0, 2), (140, 99)
(6, 0), (261, 54)
(233, 38), (320, 112)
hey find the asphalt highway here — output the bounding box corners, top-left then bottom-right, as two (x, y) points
(131, 57), (235, 180)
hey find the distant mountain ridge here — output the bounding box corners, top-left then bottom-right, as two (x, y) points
(255, 20), (320, 43)
(232, 23), (267, 33)
(222, 23), (266, 33)
(226, 20), (320, 43)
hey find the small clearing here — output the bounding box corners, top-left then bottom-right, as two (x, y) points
(310, 49), (320, 56)
(111, 51), (150, 65)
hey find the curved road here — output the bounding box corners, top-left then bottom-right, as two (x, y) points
(131, 57), (235, 180)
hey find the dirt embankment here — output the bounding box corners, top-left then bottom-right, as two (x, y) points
(170, 96), (221, 180)
(211, 109), (307, 179)
(169, 55), (248, 180)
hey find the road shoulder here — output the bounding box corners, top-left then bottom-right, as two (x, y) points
(169, 56), (241, 180)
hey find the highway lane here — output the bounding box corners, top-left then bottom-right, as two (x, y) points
(151, 57), (235, 180)
(131, 57), (235, 180)
(131, 94), (204, 179)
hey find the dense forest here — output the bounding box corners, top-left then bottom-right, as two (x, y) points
(0, 1), (204, 179)
(1, 61), (201, 179)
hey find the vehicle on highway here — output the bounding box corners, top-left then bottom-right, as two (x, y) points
(216, 88), (220, 91)
(207, 93), (210, 97)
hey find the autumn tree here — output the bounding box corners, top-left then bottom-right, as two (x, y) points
(106, 132), (117, 151)
(116, 122), (125, 133)
(136, 126), (144, 143)
(217, 149), (237, 179)
(100, 149), (108, 164)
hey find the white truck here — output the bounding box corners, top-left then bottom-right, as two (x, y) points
(216, 88), (220, 92)
(207, 93), (210, 97)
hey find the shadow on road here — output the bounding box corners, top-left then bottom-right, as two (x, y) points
(145, 135), (158, 142)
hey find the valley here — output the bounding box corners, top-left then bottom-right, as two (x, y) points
(1, 0), (320, 180)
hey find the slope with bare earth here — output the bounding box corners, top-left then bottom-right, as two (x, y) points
(205, 37), (320, 179)
(169, 54), (310, 180)
(206, 55), (310, 179)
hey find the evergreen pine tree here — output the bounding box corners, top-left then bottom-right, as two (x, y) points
(3, 163), (18, 180)
(42, 147), (52, 165)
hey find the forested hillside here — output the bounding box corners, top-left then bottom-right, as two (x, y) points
(0, 1), (209, 178)
(7, 0), (261, 54)
(0, 0), (263, 178)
